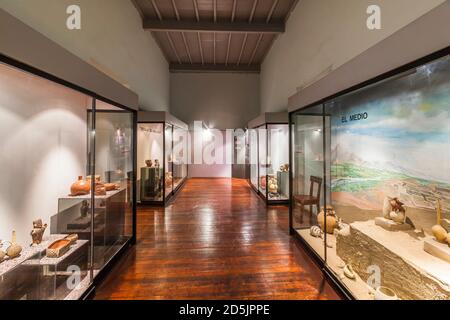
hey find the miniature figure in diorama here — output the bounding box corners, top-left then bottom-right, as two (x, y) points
(30, 219), (47, 246)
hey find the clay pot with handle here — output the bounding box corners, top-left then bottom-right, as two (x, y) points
(70, 176), (91, 196)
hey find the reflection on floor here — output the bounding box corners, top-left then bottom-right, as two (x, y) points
(94, 178), (340, 300)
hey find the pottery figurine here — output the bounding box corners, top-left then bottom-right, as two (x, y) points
(145, 160), (153, 167)
(80, 200), (89, 218)
(374, 286), (399, 300)
(317, 206), (338, 234)
(70, 176), (91, 196)
(432, 225), (448, 243)
(30, 219), (47, 246)
(6, 230), (22, 259)
(279, 164), (289, 172)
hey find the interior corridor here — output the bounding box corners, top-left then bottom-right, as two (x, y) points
(95, 178), (340, 300)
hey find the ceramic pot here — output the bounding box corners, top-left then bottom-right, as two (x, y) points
(145, 160), (153, 167)
(310, 226), (322, 238)
(70, 176), (91, 196)
(317, 206), (337, 234)
(432, 225), (448, 243)
(374, 286), (398, 300)
(6, 231), (22, 259)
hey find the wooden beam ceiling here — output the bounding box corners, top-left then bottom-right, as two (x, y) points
(133, 0), (298, 73)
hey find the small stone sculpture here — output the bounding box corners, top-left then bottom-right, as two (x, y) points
(30, 219), (47, 246)
(6, 230), (22, 259)
(145, 159), (153, 167)
(279, 164), (289, 172)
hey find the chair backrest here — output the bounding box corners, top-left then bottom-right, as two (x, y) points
(309, 176), (323, 200)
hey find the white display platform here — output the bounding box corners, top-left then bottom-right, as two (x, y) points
(375, 217), (412, 231)
(424, 238), (450, 264)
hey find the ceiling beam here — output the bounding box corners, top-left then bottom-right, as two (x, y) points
(170, 63), (260, 73)
(143, 20), (284, 34)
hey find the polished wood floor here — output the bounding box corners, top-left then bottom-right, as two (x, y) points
(95, 178), (340, 300)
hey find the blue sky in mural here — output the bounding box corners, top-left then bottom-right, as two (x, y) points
(331, 68), (450, 183)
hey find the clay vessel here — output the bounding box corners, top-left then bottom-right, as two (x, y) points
(374, 286), (398, 300)
(310, 226), (322, 238)
(104, 183), (119, 191)
(317, 206), (337, 234)
(432, 225), (448, 243)
(145, 160), (153, 167)
(46, 239), (72, 258)
(6, 231), (22, 259)
(95, 183), (107, 196)
(30, 219), (48, 245)
(70, 176), (91, 196)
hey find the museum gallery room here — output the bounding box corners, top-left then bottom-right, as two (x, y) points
(0, 0), (449, 301)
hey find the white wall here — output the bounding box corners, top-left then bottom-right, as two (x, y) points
(0, 0), (170, 111)
(261, 0), (446, 113)
(170, 73), (260, 130)
(0, 62), (88, 245)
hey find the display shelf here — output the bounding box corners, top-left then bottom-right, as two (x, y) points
(22, 240), (88, 266)
(0, 234), (66, 277)
(59, 188), (125, 201)
(297, 229), (373, 300)
(337, 221), (450, 300)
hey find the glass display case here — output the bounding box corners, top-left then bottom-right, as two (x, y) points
(137, 113), (188, 205)
(290, 50), (450, 300)
(248, 113), (290, 205)
(0, 56), (136, 300)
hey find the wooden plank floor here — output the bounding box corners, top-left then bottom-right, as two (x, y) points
(94, 178), (340, 300)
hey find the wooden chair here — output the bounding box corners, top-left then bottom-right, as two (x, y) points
(294, 176), (322, 224)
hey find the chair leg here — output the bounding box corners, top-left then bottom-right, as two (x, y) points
(309, 205), (313, 225)
(299, 204), (304, 224)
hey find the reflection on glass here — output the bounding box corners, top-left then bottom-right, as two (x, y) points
(165, 124), (173, 198)
(0, 61), (91, 300)
(267, 124), (290, 201)
(249, 129), (258, 190)
(258, 126), (267, 196)
(173, 126), (188, 190)
(291, 105), (325, 259)
(292, 54), (450, 300)
(91, 101), (134, 270)
(137, 123), (164, 202)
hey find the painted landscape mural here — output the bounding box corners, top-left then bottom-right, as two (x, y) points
(329, 56), (450, 229)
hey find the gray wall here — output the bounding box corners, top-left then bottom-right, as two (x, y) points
(170, 73), (260, 130)
(0, 0), (170, 111)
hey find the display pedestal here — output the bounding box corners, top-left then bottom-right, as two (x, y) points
(424, 238), (450, 263)
(375, 217), (412, 231)
(336, 221), (450, 300)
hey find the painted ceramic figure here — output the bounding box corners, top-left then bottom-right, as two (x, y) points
(30, 219), (47, 246)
